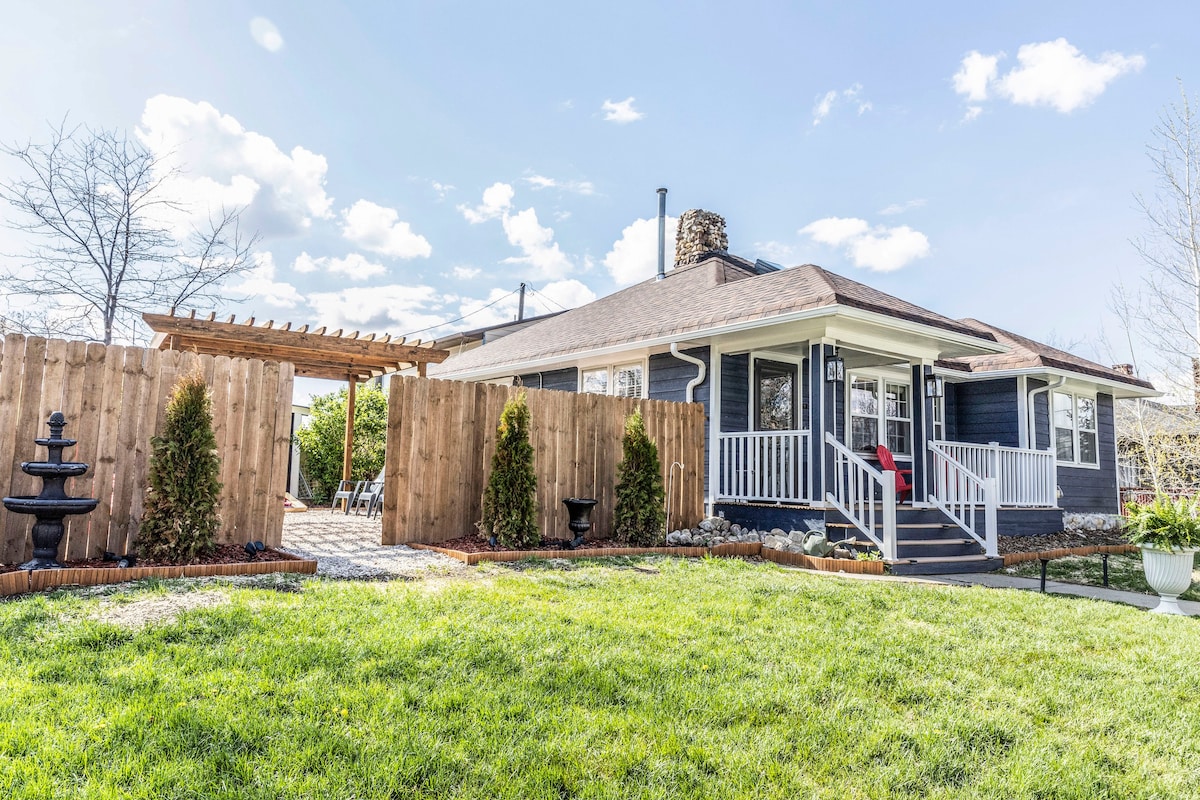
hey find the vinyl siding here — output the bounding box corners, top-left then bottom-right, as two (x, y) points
(951, 378), (1020, 447)
(649, 347), (711, 481)
(720, 354), (749, 433)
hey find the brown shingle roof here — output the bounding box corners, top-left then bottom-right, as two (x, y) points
(434, 255), (995, 377)
(938, 319), (1155, 389)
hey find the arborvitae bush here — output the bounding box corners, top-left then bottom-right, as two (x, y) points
(613, 408), (666, 546)
(480, 391), (540, 549)
(138, 369), (222, 562)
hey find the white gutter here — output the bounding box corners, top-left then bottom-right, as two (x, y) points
(669, 342), (706, 402)
(1027, 376), (1067, 449)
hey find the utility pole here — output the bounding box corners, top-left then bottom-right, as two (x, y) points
(517, 282), (526, 321)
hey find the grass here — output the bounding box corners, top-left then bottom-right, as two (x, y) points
(1, 559), (1199, 799)
(1008, 552), (1200, 601)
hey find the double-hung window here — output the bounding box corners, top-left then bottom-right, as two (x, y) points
(581, 362), (644, 398)
(1053, 392), (1098, 466)
(850, 375), (912, 455)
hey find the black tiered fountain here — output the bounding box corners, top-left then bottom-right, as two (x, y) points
(2, 412), (98, 570)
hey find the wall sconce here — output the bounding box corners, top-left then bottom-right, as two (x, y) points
(825, 352), (845, 383)
(924, 374), (945, 398)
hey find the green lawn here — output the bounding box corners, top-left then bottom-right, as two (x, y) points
(1008, 552), (1200, 601)
(1, 558), (1199, 799)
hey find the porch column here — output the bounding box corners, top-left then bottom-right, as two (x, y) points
(809, 340), (838, 504)
(912, 362), (935, 503)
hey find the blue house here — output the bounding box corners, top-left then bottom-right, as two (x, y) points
(434, 211), (1155, 572)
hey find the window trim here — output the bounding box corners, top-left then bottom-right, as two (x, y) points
(578, 359), (648, 399)
(1052, 390), (1100, 469)
(847, 370), (913, 457)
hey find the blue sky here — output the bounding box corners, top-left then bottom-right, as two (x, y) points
(2, 2), (1197, 392)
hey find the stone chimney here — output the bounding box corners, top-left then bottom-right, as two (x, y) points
(674, 209), (728, 267)
(1110, 363), (1135, 377)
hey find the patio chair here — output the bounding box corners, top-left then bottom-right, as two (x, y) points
(351, 469), (386, 516)
(330, 480), (365, 514)
(875, 445), (913, 503)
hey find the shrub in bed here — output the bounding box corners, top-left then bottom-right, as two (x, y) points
(480, 391), (539, 549)
(614, 408), (666, 546)
(138, 369), (222, 562)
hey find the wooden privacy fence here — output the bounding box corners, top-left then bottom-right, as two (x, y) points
(0, 335), (295, 565)
(382, 376), (706, 545)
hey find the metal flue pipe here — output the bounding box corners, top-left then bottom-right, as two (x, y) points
(656, 187), (668, 281)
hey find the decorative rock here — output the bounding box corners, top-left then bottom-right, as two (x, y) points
(699, 519), (715, 532)
(788, 530), (806, 545)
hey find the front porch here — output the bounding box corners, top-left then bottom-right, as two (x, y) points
(705, 333), (1064, 572)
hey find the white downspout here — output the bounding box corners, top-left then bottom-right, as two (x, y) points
(669, 342), (706, 402)
(1027, 376), (1067, 449)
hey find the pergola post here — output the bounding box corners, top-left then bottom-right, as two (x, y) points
(343, 377), (357, 483)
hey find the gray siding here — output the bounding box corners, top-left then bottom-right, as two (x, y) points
(943, 382), (960, 441)
(951, 378), (1020, 447)
(648, 347), (710, 411)
(720, 354), (749, 433)
(517, 367), (578, 392)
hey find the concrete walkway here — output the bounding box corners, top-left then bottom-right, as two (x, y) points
(279, 511), (464, 579)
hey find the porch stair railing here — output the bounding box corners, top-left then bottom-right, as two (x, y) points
(930, 440), (1056, 507)
(718, 430), (812, 503)
(927, 442), (998, 557)
(825, 433), (897, 561)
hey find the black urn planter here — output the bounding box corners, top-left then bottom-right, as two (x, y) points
(562, 498), (597, 550)
(2, 412), (99, 570)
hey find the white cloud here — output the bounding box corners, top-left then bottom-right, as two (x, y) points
(878, 198), (927, 216)
(963, 105), (984, 122)
(501, 207), (571, 278)
(339, 199), (431, 259)
(307, 284), (447, 335)
(952, 39), (1144, 115)
(450, 266), (481, 280)
(524, 174), (595, 195)
(601, 97), (644, 124)
(249, 17), (284, 53)
(290, 251), (386, 279)
(953, 51), (999, 102)
(460, 184), (573, 279)
(752, 241), (797, 263)
(996, 38), (1145, 113)
(430, 181), (454, 199)
(225, 252), (304, 308)
(137, 95), (333, 238)
(458, 182), (514, 223)
(537, 279), (596, 310)
(812, 84), (872, 126)
(603, 215), (680, 286)
(799, 217), (930, 272)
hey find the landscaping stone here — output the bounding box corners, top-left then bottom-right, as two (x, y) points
(1063, 512), (1125, 533)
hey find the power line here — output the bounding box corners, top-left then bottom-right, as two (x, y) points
(399, 287), (521, 338)
(526, 283), (568, 312)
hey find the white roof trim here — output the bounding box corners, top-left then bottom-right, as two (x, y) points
(932, 365), (1159, 398)
(437, 303), (1006, 382)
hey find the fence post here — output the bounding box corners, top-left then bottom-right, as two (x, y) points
(983, 476), (998, 557)
(882, 473), (897, 562)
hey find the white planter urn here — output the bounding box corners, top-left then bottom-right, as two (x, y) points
(1140, 544), (1198, 615)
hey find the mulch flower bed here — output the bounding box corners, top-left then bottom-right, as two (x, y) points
(999, 530), (1130, 556)
(1, 544), (295, 574)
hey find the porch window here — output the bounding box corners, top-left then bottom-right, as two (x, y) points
(849, 375), (912, 455)
(754, 359), (797, 430)
(1054, 391), (1098, 466)
(581, 363), (645, 398)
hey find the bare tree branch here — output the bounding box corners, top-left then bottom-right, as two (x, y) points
(1, 121), (257, 344)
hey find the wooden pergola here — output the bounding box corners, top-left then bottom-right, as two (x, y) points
(145, 310), (449, 483)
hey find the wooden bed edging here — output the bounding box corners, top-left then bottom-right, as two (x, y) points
(760, 548), (887, 575)
(1002, 544), (1138, 566)
(0, 556), (318, 597)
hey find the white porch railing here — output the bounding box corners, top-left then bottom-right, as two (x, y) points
(930, 440), (1056, 507)
(718, 430), (812, 503)
(825, 433), (896, 560)
(928, 442), (998, 557)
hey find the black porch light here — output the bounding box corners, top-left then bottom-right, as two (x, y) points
(924, 374), (945, 398)
(824, 351), (845, 383)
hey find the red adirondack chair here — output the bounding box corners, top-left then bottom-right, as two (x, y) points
(875, 445), (913, 503)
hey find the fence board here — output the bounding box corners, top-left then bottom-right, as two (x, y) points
(383, 377), (706, 545)
(0, 336), (293, 564)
